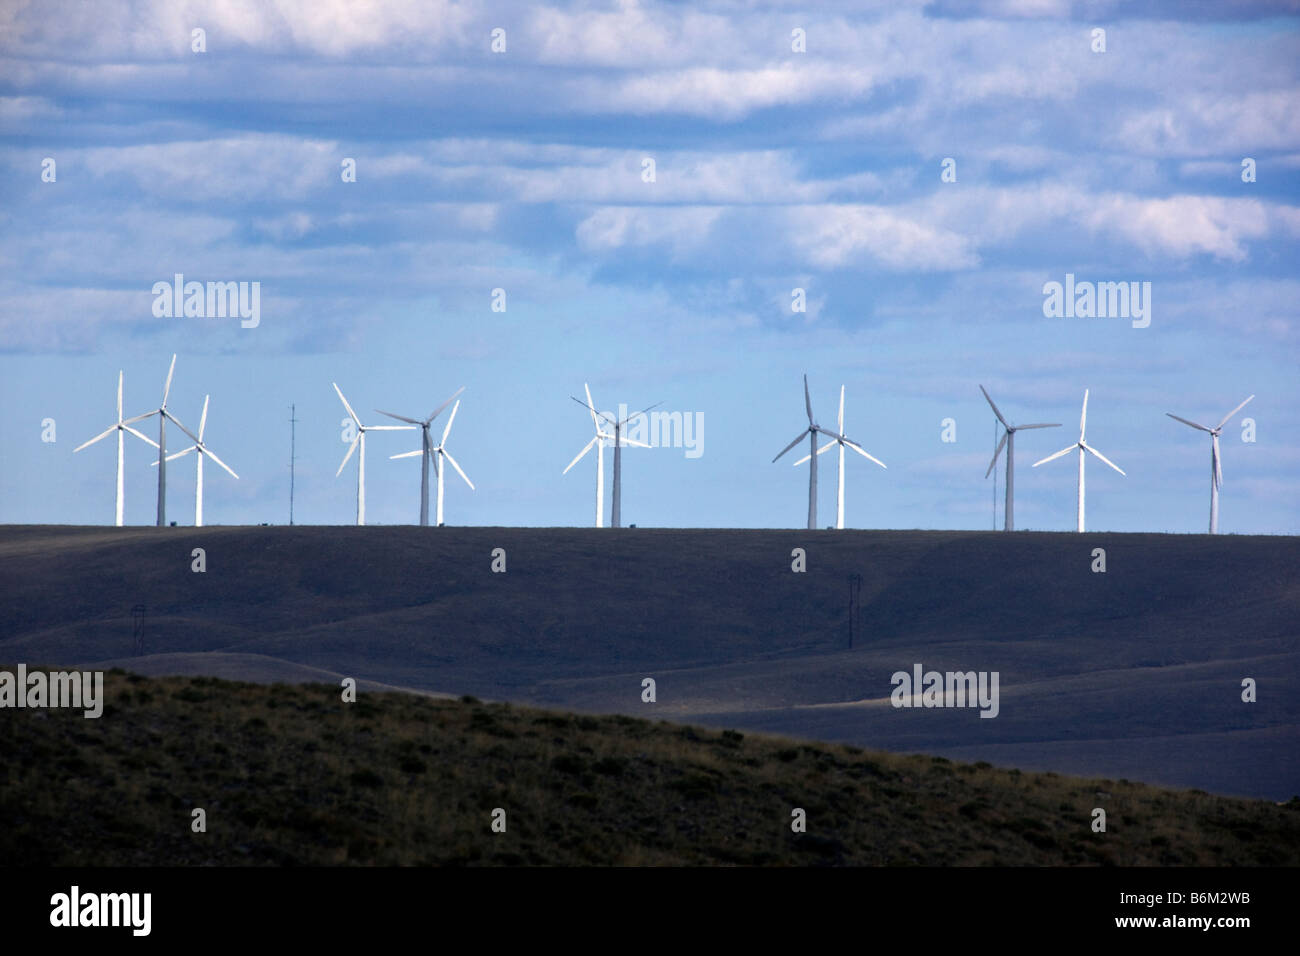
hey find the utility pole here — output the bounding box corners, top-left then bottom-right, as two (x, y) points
(131, 605), (146, 657)
(289, 403), (298, 525)
(847, 573), (863, 649)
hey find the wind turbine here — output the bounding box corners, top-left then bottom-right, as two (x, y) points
(774, 373), (848, 530)
(1166, 395), (1253, 534)
(387, 394), (473, 526)
(334, 383), (413, 526)
(131, 355), (202, 527)
(152, 396), (239, 527)
(792, 385), (886, 529)
(564, 384), (613, 527)
(1032, 389), (1125, 532)
(565, 384), (658, 528)
(377, 387), (465, 526)
(73, 370), (159, 526)
(979, 385), (1060, 531)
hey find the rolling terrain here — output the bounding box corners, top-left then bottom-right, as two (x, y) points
(3, 672), (1297, 866)
(1, 525), (1296, 799)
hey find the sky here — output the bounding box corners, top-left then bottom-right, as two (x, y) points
(1, 0), (1297, 533)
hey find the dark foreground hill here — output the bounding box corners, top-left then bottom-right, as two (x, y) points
(3, 671), (1297, 866)
(1, 525), (1297, 799)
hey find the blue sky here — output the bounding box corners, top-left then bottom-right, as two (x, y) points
(2, 0), (1297, 532)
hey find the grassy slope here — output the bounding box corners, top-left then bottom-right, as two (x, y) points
(2, 670), (1297, 866)
(2, 525), (1297, 799)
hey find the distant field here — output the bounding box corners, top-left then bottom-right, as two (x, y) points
(3, 671), (1297, 866)
(1, 525), (1296, 799)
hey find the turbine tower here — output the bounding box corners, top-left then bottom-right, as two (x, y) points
(154, 395), (239, 527)
(1032, 389), (1125, 532)
(73, 370), (159, 526)
(377, 386), (465, 526)
(1166, 395), (1253, 534)
(792, 385), (886, 529)
(979, 385), (1060, 531)
(334, 383), (413, 526)
(132, 355), (201, 527)
(566, 384), (658, 528)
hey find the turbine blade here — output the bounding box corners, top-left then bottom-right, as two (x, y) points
(985, 431), (1009, 478)
(164, 410), (201, 446)
(376, 409), (422, 425)
(390, 449), (424, 459)
(424, 386), (466, 426)
(803, 374), (813, 425)
(1015, 423), (1060, 430)
(773, 428), (811, 463)
(74, 426), (117, 452)
(1213, 434), (1222, 488)
(1083, 443), (1126, 476)
(162, 354), (176, 406)
(202, 446), (239, 479)
(116, 371), (123, 421)
(122, 425), (159, 448)
(584, 383), (599, 429)
(198, 395), (210, 439)
(563, 436), (599, 474)
(121, 410), (156, 426)
(337, 436), (359, 477)
(620, 401), (663, 427)
(364, 425), (416, 431)
(1033, 444), (1077, 467)
(845, 441), (887, 469)
(333, 383), (361, 427)
(160, 445), (197, 464)
(979, 385), (1009, 428)
(440, 400), (460, 444)
(442, 449), (474, 490)
(794, 439), (836, 466)
(1166, 412), (1212, 433)
(572, 394), (615, 428)
(1216, 394), (1254, 431)
(1079, 389), (1089, 441)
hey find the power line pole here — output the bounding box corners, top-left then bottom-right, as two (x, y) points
(289, 403), (298, 525)
(131, 605), (146, 657)
(847, 573), (862, 649)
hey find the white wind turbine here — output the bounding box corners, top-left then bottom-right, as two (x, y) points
(774, 374), (859, 529)
(565, 383), (658, 528)
(131, 354), (202, 527)
(377, 387), (465, 526)
(1032, 389), (1125, 532)
(387, 395), (474, 527)
(792, 385), (886, 529)
(979, 385), (1060, 531)
(73, 369), (159, 526)
(152, 395), (239, 527)
(564, 384), (613, 527)
(1166, 395), (1253, 534)
(334, 383), (413, 526)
